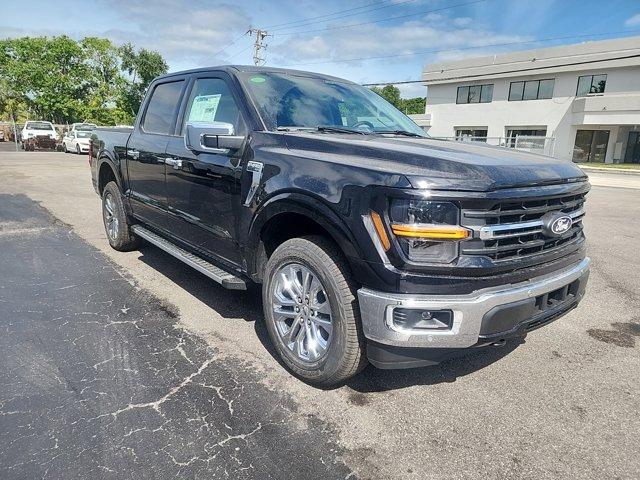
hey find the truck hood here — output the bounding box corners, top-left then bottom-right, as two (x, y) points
(283, 133), (587, 191)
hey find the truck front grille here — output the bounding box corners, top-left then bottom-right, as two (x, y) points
(461, 192), (586, 262)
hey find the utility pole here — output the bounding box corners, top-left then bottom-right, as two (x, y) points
(12, 115), (19, 152)
(248, 28), (269, 66)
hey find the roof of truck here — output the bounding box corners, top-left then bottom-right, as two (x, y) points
(156, 65), (354, 84)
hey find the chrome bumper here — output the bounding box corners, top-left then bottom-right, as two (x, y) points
(357, 258), (590, 349)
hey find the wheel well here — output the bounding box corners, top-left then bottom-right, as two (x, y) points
(255, 212), (340, 281)
(98, 161), (117, 195)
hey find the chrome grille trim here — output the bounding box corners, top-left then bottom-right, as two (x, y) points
(460, 190), (587, 262)
(476, 208), (585, 240)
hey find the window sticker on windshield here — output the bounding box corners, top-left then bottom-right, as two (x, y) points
(250, 76), (266, 83)
(188, 94), (221, 122)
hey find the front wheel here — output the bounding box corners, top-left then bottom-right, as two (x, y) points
(101, 181), (139, 251)
(263, 236), (367, 386)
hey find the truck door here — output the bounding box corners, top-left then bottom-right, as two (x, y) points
(126, 78), (186, 230)
(164, 75), (246, 266)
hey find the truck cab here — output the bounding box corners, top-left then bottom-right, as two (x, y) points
(91, 66), (590, 386)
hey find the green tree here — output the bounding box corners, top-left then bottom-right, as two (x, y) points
(0, 36), (167, 125)
(402, 96), (427, 115)
(119, 43), (168, 116)
(370, 84), (426, 115)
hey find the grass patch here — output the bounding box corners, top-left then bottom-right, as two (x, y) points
(578, 162), (640, 170)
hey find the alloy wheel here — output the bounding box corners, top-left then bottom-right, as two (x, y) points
(272, 263), (333, 363)
(103, 193), (119, 241)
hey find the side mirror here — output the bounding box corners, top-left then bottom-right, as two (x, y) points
(185, 121), (245, 153)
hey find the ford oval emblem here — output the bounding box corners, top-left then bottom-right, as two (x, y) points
(543, 212), (573, 237)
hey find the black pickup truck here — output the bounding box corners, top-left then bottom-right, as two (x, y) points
(90, 66), (590, 386)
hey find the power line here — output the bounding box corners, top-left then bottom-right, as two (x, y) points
(282, 29), (640, 69)
(211, 31), (250, 58)
(272, 0), (487, 36)
(264, 0), (397, 29)
(268, 0), (418, 32)
(363, 51), (640, 86)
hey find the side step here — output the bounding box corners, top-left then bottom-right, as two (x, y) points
(131, 225), (247, 290)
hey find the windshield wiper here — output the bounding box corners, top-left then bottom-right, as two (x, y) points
(317, 125), (368, 135)
(377, 130), (424, 137)
(276, 126), (316, 132)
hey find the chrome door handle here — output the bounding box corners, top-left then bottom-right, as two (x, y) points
(165, 157), (182, 169)
(127, 149), (139, 160)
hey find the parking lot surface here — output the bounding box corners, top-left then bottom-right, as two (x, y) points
(1, 151), (638, 479)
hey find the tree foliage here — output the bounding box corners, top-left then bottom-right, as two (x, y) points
(370, 84), (426, 115)
(0, 36), (168, 125)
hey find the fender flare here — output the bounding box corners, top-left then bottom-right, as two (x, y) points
(96, 153), (122, 193)
(246, 192), (362, 278)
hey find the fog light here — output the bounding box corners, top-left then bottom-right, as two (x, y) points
(391, 308), (453, 331)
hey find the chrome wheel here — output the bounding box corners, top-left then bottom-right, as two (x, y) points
(272, 263), (333, 363)
(103, 193), (119, 241)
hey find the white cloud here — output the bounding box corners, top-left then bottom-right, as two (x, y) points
(270, 16), (528, 67)
(625, 13), (640, 27)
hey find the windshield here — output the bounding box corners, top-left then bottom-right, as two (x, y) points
(75, 124), (96, 130)
(239, 72), (426, 136)
(76, 131), (92, 138)
(26, 122), (54, 131)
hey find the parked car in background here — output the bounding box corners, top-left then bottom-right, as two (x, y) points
(0, 130), (4, 142)
(20, 121), (58, 151)
(69, 122), (97, 133)
(62, 129), (92, 154)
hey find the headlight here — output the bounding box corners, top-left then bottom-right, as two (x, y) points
(388, 200), (469, 263)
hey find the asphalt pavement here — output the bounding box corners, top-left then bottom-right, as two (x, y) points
(0, 151), (638, 480)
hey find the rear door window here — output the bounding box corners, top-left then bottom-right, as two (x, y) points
(142, 81), (185, 135)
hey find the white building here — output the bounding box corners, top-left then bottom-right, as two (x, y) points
(415, 36), (640, 164)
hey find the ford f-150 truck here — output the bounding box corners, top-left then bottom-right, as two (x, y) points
(90, 66), (590, 386)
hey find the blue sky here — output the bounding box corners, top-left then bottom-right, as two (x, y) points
(2, 0), (640, 97)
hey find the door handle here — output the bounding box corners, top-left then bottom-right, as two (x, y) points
(165, 157), (183, 170)
(127, 149), (139, 160)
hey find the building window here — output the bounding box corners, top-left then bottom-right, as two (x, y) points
(455, 128), (488, 142)
(573, 130), (610, 162)
(576, 74), (606, 96)
(508, 79), (554, 101)
(456, 84), (493, 104)
(506, 128), (547, 148)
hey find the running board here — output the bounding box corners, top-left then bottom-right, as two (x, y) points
(131, 225), (247, 290)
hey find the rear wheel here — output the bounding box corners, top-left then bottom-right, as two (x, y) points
(263, 236), (367, 386)
(101, 181), (139, 251)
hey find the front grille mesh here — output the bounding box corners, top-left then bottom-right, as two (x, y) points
(462, 192), (586, 262)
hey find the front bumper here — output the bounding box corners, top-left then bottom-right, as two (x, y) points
(357, 258), (590, 361)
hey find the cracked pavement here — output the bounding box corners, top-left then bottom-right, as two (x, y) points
(0, 151), (639, 479)
(0, 194), (354, 479)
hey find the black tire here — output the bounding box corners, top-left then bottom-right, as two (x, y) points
(262, 236), (367, 386)
(76, 144), (80, 154)
(101, 181), (140, 251)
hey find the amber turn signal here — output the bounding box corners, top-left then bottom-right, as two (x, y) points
(391, 224), (470, 240)
(370, 210), (391, 251)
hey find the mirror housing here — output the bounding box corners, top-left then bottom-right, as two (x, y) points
(185, 121), (245, 153)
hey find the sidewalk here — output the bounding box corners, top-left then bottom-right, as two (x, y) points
(579, 165), (640, 175)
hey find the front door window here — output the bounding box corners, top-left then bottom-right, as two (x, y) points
(573, 130), (610, 163)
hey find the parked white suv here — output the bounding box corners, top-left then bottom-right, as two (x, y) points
(21, 121), (57, 143)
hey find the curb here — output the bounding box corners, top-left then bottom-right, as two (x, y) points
(579, 166), (640, 175)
